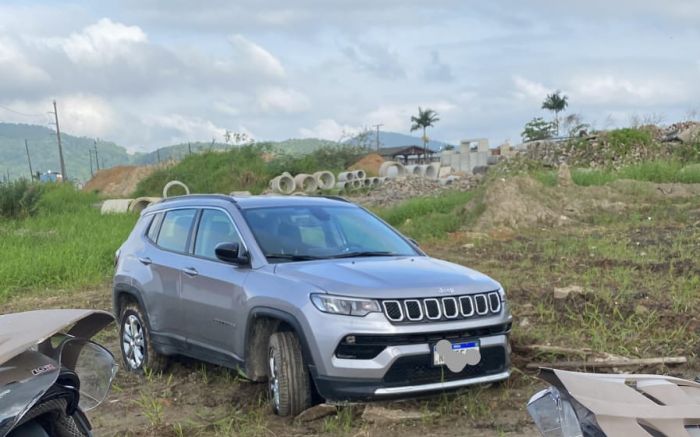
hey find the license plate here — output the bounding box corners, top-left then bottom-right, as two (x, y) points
(433, 340), (480, 366)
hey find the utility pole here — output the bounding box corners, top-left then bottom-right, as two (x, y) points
(52, 100), (67, 181)
(94, 140), (100, 171)
(372, 124), (383, 152)
(24, 139), (34, 179)
(156, 149), (161, 164)
(188, 142), (192, 155)
(89, 150), (94, 177)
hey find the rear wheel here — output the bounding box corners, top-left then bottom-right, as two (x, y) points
(119, 303), (167, 372)
(267, 331), (311, 416)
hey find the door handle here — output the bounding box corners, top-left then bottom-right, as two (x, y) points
(138, 257), (152, 265)
(183, 267), (199, 277)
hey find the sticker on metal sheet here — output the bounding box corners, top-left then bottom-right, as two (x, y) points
(433, 339), (481, 373)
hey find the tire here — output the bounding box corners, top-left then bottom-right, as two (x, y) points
(119, 303), (168, 373)
(267, 331), (311, 416)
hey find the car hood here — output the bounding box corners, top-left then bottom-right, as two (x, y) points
(273, 256), (500, 298)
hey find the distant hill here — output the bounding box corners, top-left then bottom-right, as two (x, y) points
(0, 123), (134, 182)
(0, 122), (453, 183)
(347, 131), (453, 151)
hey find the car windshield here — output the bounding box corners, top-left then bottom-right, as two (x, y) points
(241, 205), (418, 262)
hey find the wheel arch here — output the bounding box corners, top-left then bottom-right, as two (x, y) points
(112, 283), (151, 329)
(244, 307), (315, 382)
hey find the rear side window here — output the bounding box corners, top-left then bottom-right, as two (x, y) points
(194, 209), (242, 260)
(146, 213), (164, 242)
(156, 209), (196, 253)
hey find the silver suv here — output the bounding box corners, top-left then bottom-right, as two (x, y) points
(113, 194), (511, 416)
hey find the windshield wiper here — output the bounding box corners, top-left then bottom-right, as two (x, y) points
(330, 251), (400, 259)
(264, 253), (322, 261)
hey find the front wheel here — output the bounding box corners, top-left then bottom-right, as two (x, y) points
(267, 331), (311, 416)
(119, 304), (168, 373)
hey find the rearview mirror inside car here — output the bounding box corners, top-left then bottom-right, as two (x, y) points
(215, 242), (250, 266)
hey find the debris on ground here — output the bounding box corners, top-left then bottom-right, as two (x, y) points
(526, 356), (688, 370)
(83, 165), (160, 197)
(352, 175), (478, 207)
(553, 285), (586, 299)
(295, 403), (337, 422)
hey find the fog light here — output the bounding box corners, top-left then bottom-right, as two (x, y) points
(345, 335), (356, 344)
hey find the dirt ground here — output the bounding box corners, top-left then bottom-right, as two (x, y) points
(5, 177), (699, 436)
(83, 165), (161, 197)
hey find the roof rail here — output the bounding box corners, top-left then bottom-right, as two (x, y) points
(158, 194), (237, 204)
(318, 195), (350, 203)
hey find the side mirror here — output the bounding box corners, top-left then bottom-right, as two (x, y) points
(215, 242), (250, 266)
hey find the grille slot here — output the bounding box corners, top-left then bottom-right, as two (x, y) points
(424, 299), (442, 319)
(488, 292), (501, 313)
(459, 295), (474, 317)
(404, 300), (423, 321)
(382, 300), (403, 322)
(442, 297), (459, 318)
(380, 291), (502, 324)
(475, 294), (488, 315)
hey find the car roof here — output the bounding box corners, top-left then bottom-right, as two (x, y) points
(147, 194), (354, 212)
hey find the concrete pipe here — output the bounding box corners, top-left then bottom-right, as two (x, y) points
(335, 181), (348, 191)
(337, 171), (355, 182)
(313, 171), (336, 190)
(351, 179), (362, 189)
(294, 174), (318, 193)
(270, 174), (296, 194)
(162, 180), (190, 198)
(291, 192), (308, 196)
(370, 177), (381, 186)
(377, 177), (387, 185)
(405, 165), (425, 177)
(362, 178), (372, 187)
(129, 196), (162, 213)
(425, 163), (440, 180)
(353, 170), (366, 180)
(379, 161), (407, 178)
(101, 199), (132, 215)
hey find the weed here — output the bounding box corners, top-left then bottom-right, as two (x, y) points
(135, 392), (164, 428)
(321, 406), (354, 435)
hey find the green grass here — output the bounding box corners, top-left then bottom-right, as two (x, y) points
(0, 185), (137, 301)
(529, 160), (700, 187)
(374, 190), (474, 240)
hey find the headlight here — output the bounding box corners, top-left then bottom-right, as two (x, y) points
(498, 286), (506, 301)
(310, 294), (381, 317)
(527, 386), (583, 437)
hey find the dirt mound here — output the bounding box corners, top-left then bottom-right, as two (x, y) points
(83, 165), (158, 197)
(349, 153), (384, 176)
(467, 175), (700, 230)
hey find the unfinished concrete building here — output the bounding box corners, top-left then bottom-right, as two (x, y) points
(440, 137), (490, 174)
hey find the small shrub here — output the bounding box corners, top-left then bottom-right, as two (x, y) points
(0, 179), (44, 219)
(37, 183), (99, 214)
(605, 128), (653, 155)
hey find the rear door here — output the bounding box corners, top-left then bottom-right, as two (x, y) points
(141, 208), (197, 341)
(181, 208), (250, 364)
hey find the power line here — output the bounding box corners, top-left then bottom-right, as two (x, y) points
(0, 104), (46, 118)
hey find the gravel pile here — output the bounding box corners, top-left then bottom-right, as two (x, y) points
(350, 175), (478, 208)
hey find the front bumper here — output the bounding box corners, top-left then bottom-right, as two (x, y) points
(311, 332), (511, 401)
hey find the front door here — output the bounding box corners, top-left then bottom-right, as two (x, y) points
(181, 208), (250, 365)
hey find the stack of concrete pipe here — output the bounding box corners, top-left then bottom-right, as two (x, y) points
(101, 179), (191, 215)
(269, 173), (296, 194)
(378, 161), (407, 178)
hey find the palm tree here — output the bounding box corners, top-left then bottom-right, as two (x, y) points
(541, 91), (568, 136)
(410, 107), (440, 162)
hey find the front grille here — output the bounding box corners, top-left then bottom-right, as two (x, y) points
(333, 323), (511, 360)
(382, 346), (507, 386)
(380, 291), (502, 324)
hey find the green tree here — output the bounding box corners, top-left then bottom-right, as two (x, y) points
(410, 107), (440, 162)
(541, 90), (569, 136)
(521, 117), (556, 142)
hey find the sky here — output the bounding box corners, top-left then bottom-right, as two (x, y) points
(0, 0), (698, 152)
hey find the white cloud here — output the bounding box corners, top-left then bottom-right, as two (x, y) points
(0, 37), (51, 88)
(58, 18), (148, 66)
(257, 87), (310, 113)
(143, 114), (229, 144)
(299, 119), (359, 141)
(569, 75), (686, 105)
(229, 34), (285, 78)
(59, 94), (116, 137)
(513, 75), (551, 102)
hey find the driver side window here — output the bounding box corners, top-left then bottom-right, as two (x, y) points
(194, 209), (242, 260)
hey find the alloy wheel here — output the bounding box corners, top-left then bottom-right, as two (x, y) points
(122, 314), (145, 370)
